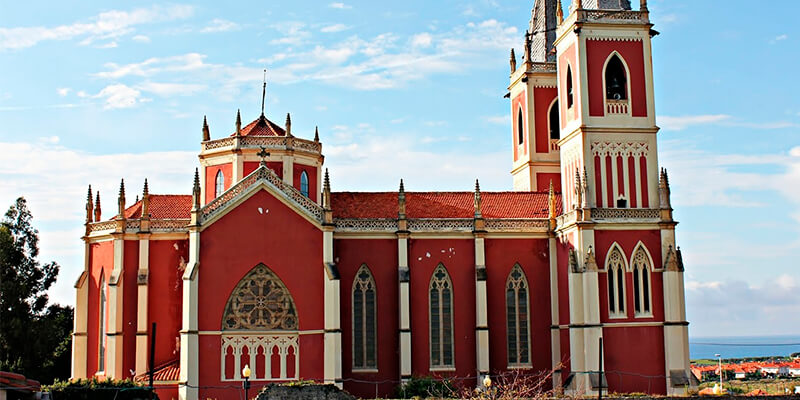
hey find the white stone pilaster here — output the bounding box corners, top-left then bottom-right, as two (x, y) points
(135, 234), (150, 376)
(322, 229), (342, 387)
(106, 235), (125, 379)
(397, 234), (411, 380)
(661, 228), (692, 394)
(72, 242), (89, 379)
(179, 228), (200, 400)
(283, 156), (294, 186)
(548, 237), (561, 389)
(474, 235), (489, 377)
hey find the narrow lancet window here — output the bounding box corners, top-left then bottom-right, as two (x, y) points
(300, 171), (309, 197)
(352, 265), (377, 369)
(566, 66), (574, 109)
(430, 264), (454, 369)
(549, 100), (560, 140)
(517, 109), (524, 146)
(605, 55), (628, 101)
(215, 170), (224, 197)
(506, 264), (530, 366)
(607, 247), (626, 317)
(632, 246), (652, 315)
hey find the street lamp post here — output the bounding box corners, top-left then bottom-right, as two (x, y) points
(715, 354), (723, 393)
(242, 364), (251, 400)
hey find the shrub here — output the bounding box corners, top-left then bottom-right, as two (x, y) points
(44, 377), (158, 400)
(394, 375), (456, 399)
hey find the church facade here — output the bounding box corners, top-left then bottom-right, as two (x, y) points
(70, 1), (694, 399)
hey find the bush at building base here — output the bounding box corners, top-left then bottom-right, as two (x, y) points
(44, 378), (159, 400)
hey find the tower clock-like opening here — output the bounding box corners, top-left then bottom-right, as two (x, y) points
(605, 55), (628, 101)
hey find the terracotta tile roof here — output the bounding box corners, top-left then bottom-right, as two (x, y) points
(231, 115), (286, 137)
(134, 359), (180, 383)
(123, 195), (193, 219)
(331, 191), (561, 219)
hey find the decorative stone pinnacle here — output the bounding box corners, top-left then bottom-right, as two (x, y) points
(557, 0), (564, 24)
(236, 109), (242, 135)
(143, 178), (149, 196)
(285, 113), (292, 137)
(86, 185), (93, 223)
(509, 48), (517, 73)
(117, 179), (126, 217)
(202, 115), (210, 141)
(523, 30), (532, 62)
(474, 179), (482, 218)
(141, 178), (150, 218)
(548, 180), (556, 219)
(323, 168), (330, 193)
(399, 178), (405, 194)
(398, 179), (406, 218)
(640, 0), (648, 11)
(94, 191), (101, 222)
(314, 126), (319, 142)
(192, 168), (200, 194)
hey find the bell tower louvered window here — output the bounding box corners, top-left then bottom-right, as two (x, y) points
(352, 265), (377, 370)
(506, 264), (530, 366)
(429, 264), (454, 369)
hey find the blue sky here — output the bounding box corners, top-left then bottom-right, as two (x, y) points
(1, 1), (799, 338)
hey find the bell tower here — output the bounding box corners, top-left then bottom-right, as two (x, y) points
(555, 0), (658, 211)
(508, 0), (561, 192)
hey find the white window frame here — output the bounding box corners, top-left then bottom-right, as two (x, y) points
(630, 242), (654, 318)
(352, 264), (378, 372)
(605, 244), (628, 319)
(506, 263), (531, 368)
(429, 264), (455, 371)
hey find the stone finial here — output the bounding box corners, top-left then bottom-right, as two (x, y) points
(86, 185), (93, 224)
(582, 167), (589, 209)
(192, 168), (201, 210)
(473, 179), (482, 218)
(117, 179), (126, 218)
(285, 113), (292, 137)
(94, 191), (102, 222)
(509, 48), (517, 73)
(314, 126), (319, 142)
(575, 0), (583, 10)
(584, 245), (598, 271)
(573, 168), (582, 209)
(659, 167), (671, 209)
(141, 179), (150, 219)
(640, 0), (648, 11)
(322, 168), (331, 209)
(398, 179), (406, 219)
(202, 116), (210, 141)
(548, 180), (556, 220)
(235, 109), (242, 136)
(557, 0), (564, 24)
(523, 30), (532, 62)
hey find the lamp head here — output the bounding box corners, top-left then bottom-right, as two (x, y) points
(242, 364), (251, 379)
(483, 375), (492, 388)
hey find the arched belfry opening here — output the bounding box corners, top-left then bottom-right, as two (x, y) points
(220, 264), (299, 381)
(605, 55), (628, 101)
(517, 108), (524, 146)
(549, 100), (559, 140)
(566, 66), (574, 109)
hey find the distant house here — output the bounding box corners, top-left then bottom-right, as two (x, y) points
(788, 363), (800, 378)
(734, 369), (746, 380)
(760, 363), (789, 377)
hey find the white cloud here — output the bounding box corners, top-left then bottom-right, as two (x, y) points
(94, 53), (208, 79)
(57, 88), (70, 97)
(95, 41), (118, 49)
(200, 18), (240, 33)
(0, 5), (194, 50)
(687, 275), (800, 336)
(772, 34), (788, 42)
(0, 139), (197, 305)
(658, 114), (731, 130)
(132, 34), (150, 43)
(320, 24), (350, 33)
(270, 22), (311, 45)
(93, 84), (148, 109)
(329, 2), (352, 9)
(485, 115), (507, 125)
(410, 32), (433, 48)
(136, 82), (207, 96)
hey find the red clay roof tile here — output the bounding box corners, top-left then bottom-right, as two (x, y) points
(123, 195), (192, 219)
(231, 115), (286, 137)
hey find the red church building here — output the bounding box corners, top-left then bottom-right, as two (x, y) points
(71, 1), (694, 398)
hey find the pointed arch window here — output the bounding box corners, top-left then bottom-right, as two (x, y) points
(606, 246), (626, 318)
(605, 55), (628, 101)
(221, 264), (298, 330)
(517, 108), (524, 146)
(549, 100), (560, 140)
(98, 273), (107, 372)
(300, 171), (309, 198)
(566, 65), (574, 109)
(352, 265), (377, 370)
(429, 264), (454, 369)
(215, 170), (225, 198)
(631, 246), (652, 316)
(506, 264), (530, 366)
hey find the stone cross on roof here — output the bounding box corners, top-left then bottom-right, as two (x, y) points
(257, 146), (270, 165)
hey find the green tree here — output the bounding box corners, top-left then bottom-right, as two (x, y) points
(0, 197), (73, 384)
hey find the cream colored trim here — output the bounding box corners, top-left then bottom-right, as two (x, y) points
(505, 264), (531, 367)
(630, 241), (655, 318)
(352, 264), (377, 370)
(429, 264), (454, 370)
(323, 229), (342, 387)
(179, 228), (199, 400)
(135, 235), (150, 375)
(605, 242), (628, 319)
(398, 235), (411, 379)
(474, 237), (489, 375)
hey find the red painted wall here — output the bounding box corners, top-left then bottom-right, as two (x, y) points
(87, 241), (114, 377)
(205, 164), (232, 204)
(148, 239), (188, 366)
(594, 230), (664, 323)
(536, 173), (561, 192)
(293, 164), (318, 203)
(534, 88), (557, 154)
(122, 241), (139, 379)
(586, 40), (647, 118)
(603, 326), (666, 394)
(196, 189), (323, 397)
(485, 239), (552, 380)
(336, 239), (398, 398)
(512, 92), (527, 161)
(559, 44), (578, 125)
(408, 239), (475, 384)
(556, 232), (576, 379)
(243, 161), (283, 179)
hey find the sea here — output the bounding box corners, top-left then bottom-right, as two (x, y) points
(690, 335), (800, 360)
